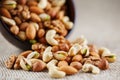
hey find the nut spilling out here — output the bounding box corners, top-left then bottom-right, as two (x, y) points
(1, 0), (116, 79)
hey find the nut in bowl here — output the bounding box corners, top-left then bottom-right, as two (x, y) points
(0, 0), (75, 50)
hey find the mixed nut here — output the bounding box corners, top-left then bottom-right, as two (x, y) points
(5, 36), (116, 78)
(0, 0), (116, 79)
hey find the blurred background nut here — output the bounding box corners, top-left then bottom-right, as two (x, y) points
(30, 22), (39, 31)
(72, 54), (83, 62)
(70, 62), (82, 70)
(56, 10), (65, 20)
(3, 0), (17, 10)
(37, 29), (45, 38)
(19, 50), (33, 58)
(1, 16), (16, 26)
(27, 0), (38, 6)
(18, 31), (27, 41)
(27, 51), (40, 59)
(10, 25), (19, 35)
(5, 55), (17, 69)
(49, 0), (66, 7)
(39, 13), (51, 21)
(22, 11), (31, 20)
(59, 66), (78, 75)
(54, 51), (68, 61)
(17, 0), (27, 5)
(57, 61), (68, 67)
(38, 0), (47, 9)
(0, 8), (12, 18)
(26, 24), (36, 40)
(14, 17), (22, 25)
(20, 22), (29, 31)
(29, 6), (44, 14)
(30, 13), (41, 22)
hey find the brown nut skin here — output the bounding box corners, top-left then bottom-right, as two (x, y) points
(90, 52), (100, 58)
(70, 62), (82, 70)
(57, 61), (68, 67)
(10, 25), (19, 35)
(0, 8), (11, 18)
(19, 50), (33, 58)
(20, 22), (29, 31)
(29, 6), (44, 14)
(72, 55), (83, 62)
(32, 61), (46, 72)
(30, 13), (41, 22)
(5, 55), (17, 69)
(59, 43), (69, 52)
(26, 24), (36, 40)
(27, 0), (38, 6)
(37, 29), (45, 38)
(59, 66), (78, 75)
(14, 17), (22, 25)
(94, 58), (109, 70)
(17, 0), (27, 5)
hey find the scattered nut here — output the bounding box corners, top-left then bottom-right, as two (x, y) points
(0, 8), (12, 18)
(30, 13), (41, 22)
(10, 25), (19, 35)
(72, 54), (83, 62)
(54, 51), (68, 60)
(29, 6), (44, 14)
(57, 61), (68, 67)
(70, 61), (82, 70)
(5, 55), (17, 69)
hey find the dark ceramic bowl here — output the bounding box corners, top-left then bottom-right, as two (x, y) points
(0, 0), (75, 50)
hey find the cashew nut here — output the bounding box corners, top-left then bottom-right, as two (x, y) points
(1, 16), (16, 26)
(38, 0), (47, 9)
(47, 59), (66, 78)
(62, 16), (73, 30)
(42, 46), (53, 62)
(82, 63), (100, 74)
(46, 30), (58, 46)
(50, 0), (66, 7)
(27, 51), (40, 59)
(68, 43), (81, 56)
(39, 13), (51, 21)
(20, 58), (32, 71)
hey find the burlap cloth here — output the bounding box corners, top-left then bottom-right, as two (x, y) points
(0, 0), (120, 80)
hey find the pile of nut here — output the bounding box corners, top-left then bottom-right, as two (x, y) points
(5, 36), (116, 78)
(0, 0), (73, 42)
(1, 0), (116, 79)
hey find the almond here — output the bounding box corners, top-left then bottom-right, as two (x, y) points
(70, 62), (82, 70)
(26, 24), (36, 40)
(0, 8), (11, 18)
(30, 13), (41, 22)
(20, 50), (33, 57)
(29, 6), (44, 14)
(17, 0), (27, 5)
(57, 61), (68, 67)
(20, 22), (29, 31)
(59, 66), (78, 75)
(37, 29), (45, 38)
(27, 0), (38, 6)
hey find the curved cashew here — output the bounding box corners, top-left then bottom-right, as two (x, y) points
(68, 43), (81, 56)
(80, 45), (89, 57)
(50, 0), (66, 7)
(1, 16), (16, 26)
(20, 58), (32, 71)
(47, 59), (66, 78)
(39, 13), (51, 21)
(54, 51), (68, 60)
(62, 16), (73, 30)
(46, 30), (58, 46)
(42, 46), (53, 62)
(27, 51), (40, 59)
(38, 0), (47, 9)
(82, 63), (100, 74)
